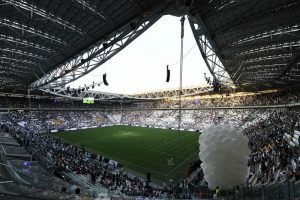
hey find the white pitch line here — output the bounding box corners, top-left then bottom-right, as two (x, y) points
(150, 134), (191, 151)
(166, 151), (198, 176)
(149, 149), (185, 160)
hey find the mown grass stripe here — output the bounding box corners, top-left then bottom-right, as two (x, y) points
(52, 126), (200, 184)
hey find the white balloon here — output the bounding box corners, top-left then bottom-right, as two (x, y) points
(199, 124), (250, 189)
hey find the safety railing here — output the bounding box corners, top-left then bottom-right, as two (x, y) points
(190, 180), (300, 200)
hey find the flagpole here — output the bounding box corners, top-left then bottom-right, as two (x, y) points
(178, 16), (185, 132)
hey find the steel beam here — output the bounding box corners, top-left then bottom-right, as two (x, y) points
(242, 53), (293, 64)
(40, 87), (122, 100)
(0, 72), (32, 80)
(0, 61), (31, 70)
(279, 54), (300, 79)
(72, 0), (106, 20)
(129, 85), (213, 99)
(246, 63), (287, 71)
(0, 34), (53, 53)
(0, 55), (40, 66)
(0, 18), (67, 45)
(188, 14), (233, 86)
(40, 85), (214, 100)
(2, 0), (85, 34)
(214, 0), (298, 35)
(221, 36), (300, 55)
(234, 53), (293, 83)
(232, 52), (295, 68)
(232, 25), (300, 47)
(0, 65), (32, 74)
(0, 47), (46, 60)
(31, 15), (162, 89)
(234, 41), (300, 58)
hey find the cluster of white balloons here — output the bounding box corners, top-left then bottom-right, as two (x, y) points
(199, 124), (250, 189)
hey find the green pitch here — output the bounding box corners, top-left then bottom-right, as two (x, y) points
(52, 125), (200, 184)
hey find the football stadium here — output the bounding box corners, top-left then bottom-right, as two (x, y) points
(0, 0), (300, 200)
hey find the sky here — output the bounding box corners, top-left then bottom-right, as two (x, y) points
(68, 15), (212, 95)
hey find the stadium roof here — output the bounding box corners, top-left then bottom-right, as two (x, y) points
(189, 0), (300, 91)
(0, 0), (299, 94)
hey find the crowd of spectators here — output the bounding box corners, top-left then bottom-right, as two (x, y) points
(1, 90), (300, 198)
(122, 109), (264, 130)
(244, 109), (300, 185)
(8, 110), (112, 132)
(0, 96), (120, 109)
(6, 109), (263, 133)
(126, 90), (300, 109)
(1, 90), (300, 110)
(4, 124), (191, 199)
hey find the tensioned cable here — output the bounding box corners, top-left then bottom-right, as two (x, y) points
(169, 43), (196, 68)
